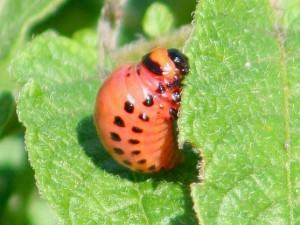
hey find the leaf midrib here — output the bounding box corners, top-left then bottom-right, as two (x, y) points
(271, 2), (293, 224)
(133, 173), (151, 225)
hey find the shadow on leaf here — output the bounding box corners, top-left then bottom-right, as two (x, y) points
(77, 115), (200, 224)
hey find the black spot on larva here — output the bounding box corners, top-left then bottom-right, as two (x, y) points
(148, 165), (156, 170)
(129, 139), (140, 144)
(136, 67), (141, 75)
(124, 101), (134, 113)
(131, 150), (141, 155)
(142, 53), (163, 75)
(123, 160), (132, 166)
(174, 76), (182, 87)
(166, 82), (173, 89)
(113, 148), (124, 155)
(169, 107), (178, 119)
(132, 126), (143, 133)
(126, 73), (130, 77)
(143, 95), (154, 107)
(110, 132), (121, 141)
(139, 113), (149, 121)
(156, 83), (166, 93)
(172, 91), (181, 103)
(114, 116), (125, 127)
(137, 159), (146, 164)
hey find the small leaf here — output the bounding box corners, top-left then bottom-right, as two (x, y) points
(11, 33), (198, 224)
(0, 133), (24, 167)
(180, 0), (300, 224)
(143, 2), (175, 38)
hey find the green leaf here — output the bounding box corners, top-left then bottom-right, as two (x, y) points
(0, 0), (65, 61)
(180, 0), (300, 224)
(11, 33), (198, 224)
(0, 0), (66, 91)
(73, 29), (98, 50)
(0, 133), (24, 168)
(143, 2), (175, 38)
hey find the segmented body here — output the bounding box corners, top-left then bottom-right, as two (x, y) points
(94, 48), (189, 173)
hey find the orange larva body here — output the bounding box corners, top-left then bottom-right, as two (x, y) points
(94, 48), (189, 173)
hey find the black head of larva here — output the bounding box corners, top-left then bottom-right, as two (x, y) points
(167, 49), (189, 75)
